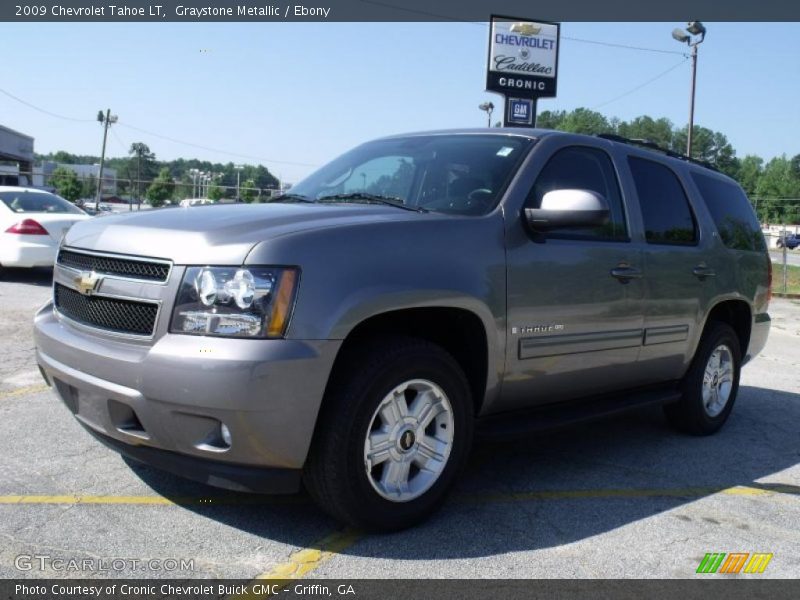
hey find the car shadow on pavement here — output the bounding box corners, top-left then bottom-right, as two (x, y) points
(127, 384), (800, 559)
(0, 267), (53, 287)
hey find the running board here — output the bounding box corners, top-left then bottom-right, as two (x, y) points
(476, 387), (682, 440)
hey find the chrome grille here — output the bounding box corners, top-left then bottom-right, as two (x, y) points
(57, 249), (170, 282)
(54, 283), (158, 336)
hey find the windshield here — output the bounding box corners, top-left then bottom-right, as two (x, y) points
(0, 190), (85, 214)
(287, 134), (533, 215)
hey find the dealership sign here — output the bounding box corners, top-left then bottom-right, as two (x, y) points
(486, 16), (560, 99)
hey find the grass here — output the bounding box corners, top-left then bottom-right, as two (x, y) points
(773, 263), (800, 294)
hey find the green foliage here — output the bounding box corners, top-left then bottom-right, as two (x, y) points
(240, 179), (258, 203)
(208, 183), (225, 201)
(146, 168), (174, 207)
(755, 156), (800, 224)
(49, 167), (82, 203)
(616, 116), (674, 148)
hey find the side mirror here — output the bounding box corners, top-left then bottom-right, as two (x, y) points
(524, 189), (610, 230)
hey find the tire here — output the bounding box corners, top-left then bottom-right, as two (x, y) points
(664, 322), (741, 436)
(303, 336), (474, 532)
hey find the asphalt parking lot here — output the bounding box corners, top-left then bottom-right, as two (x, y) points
(0, 267), (798, 580)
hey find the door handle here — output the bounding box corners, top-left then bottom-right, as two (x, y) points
(610, 266), (643, 283)
(692, 265), (716, 279)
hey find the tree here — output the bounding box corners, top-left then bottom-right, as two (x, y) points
(754, 156), (800, 224)
(737, 155), (763, 198)
(240, 179), (258, 203)
(672, 126), (738, 176)
(617, 116), (674, 148)
(49, 167), (82, 202)
(208, 183), (225, 201)
(146, 168), (174, 207)
(558, 108), (613, 135)
(129, 142), (156, 206)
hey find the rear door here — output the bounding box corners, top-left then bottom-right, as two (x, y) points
(499, 140), (646, 411)
(623, 155), (714, 381)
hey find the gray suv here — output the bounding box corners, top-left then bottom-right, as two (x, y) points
(34, 129), (771, 531)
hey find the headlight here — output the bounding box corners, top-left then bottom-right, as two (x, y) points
(170, 266), (299, 338)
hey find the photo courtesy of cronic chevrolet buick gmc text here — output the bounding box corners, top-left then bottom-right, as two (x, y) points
(33, 130), (771, 531)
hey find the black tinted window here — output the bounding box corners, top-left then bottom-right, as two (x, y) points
(526, 146), (628, 241)
(691, 172), (766, 252)
(628, 157), (697, 245)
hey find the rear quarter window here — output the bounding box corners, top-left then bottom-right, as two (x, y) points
(690, 172), (766, 252)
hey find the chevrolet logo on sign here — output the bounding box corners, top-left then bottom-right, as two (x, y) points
(74, 271), (102, 296)
(510, 23), (541, 36)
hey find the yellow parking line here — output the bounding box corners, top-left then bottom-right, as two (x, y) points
(0, 484), (793, 508)
(256, 529), (361, 580)
(0, 384), (49, 399)
(1, 484), (793, 592)
(0, 495), (303, 506)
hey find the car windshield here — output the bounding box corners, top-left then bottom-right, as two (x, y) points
(286, 134), (533, 215)
(0, 190), (85, 214)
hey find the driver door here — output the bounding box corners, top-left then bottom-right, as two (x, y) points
(500, 144), (646, 411)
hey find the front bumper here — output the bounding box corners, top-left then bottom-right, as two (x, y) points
(35, 302), (341, 492)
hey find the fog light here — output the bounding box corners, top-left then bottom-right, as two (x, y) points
(220, 423), (232, 447)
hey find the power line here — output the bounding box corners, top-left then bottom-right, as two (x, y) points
(358, 0), (686, 56)
(116, 122), (320, 168)
(0, 86), (95, 122)
(562, 36), (687, 56)
(591, 58), (689, 109)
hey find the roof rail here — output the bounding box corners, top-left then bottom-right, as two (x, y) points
(596, 133), (717, 172)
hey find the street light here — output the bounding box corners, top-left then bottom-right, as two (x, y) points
(671, 21), (707, 158)
(478, 102), (494, 128)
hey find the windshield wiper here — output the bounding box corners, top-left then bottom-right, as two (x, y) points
(268, 193), (316, 203)
(317, 192), (428, 213)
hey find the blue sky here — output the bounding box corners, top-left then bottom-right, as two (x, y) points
(3, 22), (798, 183)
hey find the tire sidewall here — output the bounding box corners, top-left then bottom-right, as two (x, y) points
(683, 324), (742, 432)
(340, 348), (473, 529)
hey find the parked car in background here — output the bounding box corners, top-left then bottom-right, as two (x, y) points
(0, 186), (90, 269)
(776, 233), (800, 250)
(179, 198), (216, 207)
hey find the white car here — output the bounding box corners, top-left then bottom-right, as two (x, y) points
(0, 186), (91, 269)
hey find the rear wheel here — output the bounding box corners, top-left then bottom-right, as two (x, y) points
(303, 336), (473, 532)
(665, 322), (741, 435)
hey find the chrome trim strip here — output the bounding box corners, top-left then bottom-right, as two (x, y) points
(519, 328), (644, 360)
(57, 247), (173, 285)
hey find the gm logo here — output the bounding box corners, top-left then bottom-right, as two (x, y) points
(507, 98), (533, 125)
(696, 552), (773, 574)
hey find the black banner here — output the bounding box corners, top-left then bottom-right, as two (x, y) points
(3, 580), (800, 600)
(2, 0), (800, 22)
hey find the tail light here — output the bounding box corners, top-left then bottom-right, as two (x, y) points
(5, 219), (49, 235)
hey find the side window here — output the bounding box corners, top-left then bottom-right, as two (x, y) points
(628, 157), (698, 245)
(525, 146), (628, 241)
(691, 172), (766, 252)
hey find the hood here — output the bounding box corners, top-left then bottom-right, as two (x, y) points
(63, 203), (428, 264)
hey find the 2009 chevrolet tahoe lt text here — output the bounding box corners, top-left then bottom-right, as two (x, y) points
(34, 130), (771, 531)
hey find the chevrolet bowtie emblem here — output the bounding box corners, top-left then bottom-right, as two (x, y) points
(510, 23), (541, 36)
(75, 271), (102, 296)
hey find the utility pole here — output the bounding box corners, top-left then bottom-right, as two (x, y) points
(235, 165), (243, 202)
(95, 109), (118, 211)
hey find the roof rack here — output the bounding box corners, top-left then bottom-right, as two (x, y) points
(596, 133), (717, 172)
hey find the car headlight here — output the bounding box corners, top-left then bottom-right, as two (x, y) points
(170, 266), (299, 338)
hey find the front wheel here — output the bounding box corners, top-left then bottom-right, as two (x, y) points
(303, 336), (473, 532)
(665, 322), (741, 436)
